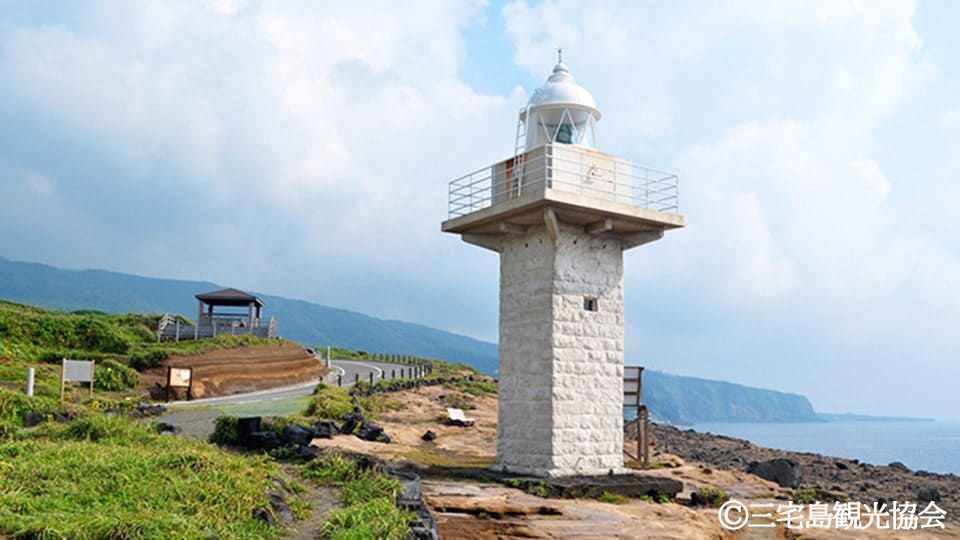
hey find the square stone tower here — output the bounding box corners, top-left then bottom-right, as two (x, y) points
(442, 61), (684, 477)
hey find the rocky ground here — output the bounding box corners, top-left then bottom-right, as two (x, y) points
(154, 377), (958, 538)
(308, 385), (959, 538)
(635, 422), (959, 526)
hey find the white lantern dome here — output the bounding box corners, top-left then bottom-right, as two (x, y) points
(520, 61), (601, 151)
(526, 62), (600, 113)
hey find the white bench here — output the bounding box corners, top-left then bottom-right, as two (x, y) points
(445, 407), (474, 427)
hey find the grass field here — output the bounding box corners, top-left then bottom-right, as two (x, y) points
(0, 390), (286, 539)
(0, 301), (480, 538)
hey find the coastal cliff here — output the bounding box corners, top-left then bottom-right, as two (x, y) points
(645, 370), (818, 424)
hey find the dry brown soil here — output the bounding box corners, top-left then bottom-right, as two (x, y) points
(142, 343), (324, 399)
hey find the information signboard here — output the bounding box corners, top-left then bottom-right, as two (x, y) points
(166, 366), (194, 401)
(60, 359), (95, 401)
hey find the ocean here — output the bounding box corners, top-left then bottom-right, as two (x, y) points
(688, 420), (960, 475)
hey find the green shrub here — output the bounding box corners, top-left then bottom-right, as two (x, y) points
(83, 396), (136, 411)
(129, 324), (157, 342)
(93, 359), (140, 391)
(262, 415), (308, 436)
(0, 307), (135, 354)
(305, 384), (355, 421)
(448, 379), (498, 397)
(429, 359), (481, 377)
(792, 488), (819, 505)
(128, 349), (169, 371)
(210, 415), (239, 445)
(0, 388), (65, 430)
(37, 350), (108, 364)
(0, 419), (14, 439)
(696, 486), (728, 507)
(439, 393), (473, 410)
(57, 414), (155, 445)
(351, 381), (371, 394)
(597, 491), (628, 504)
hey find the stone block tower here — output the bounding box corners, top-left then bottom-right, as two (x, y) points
(442, 59), (684, 477)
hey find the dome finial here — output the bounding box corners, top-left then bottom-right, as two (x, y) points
(557, 47), (562, 64)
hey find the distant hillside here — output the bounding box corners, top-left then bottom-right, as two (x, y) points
(1, 256), (827, 424)
(644, 370), (818, 424)
(0, 256), (498, 374)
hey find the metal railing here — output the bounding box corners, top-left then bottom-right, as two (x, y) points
(157, 314), (279, 341)
(157, 314), (177, 343)
(447, 143), (679, 218)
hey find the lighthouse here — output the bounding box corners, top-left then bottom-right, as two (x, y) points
(442, 59), (684, 477)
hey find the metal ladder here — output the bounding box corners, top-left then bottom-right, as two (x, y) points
(511, 110), (527, 198)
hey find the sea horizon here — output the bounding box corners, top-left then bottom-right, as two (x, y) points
(689, 420), (960, 476)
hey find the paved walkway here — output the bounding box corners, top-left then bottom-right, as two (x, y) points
(159, 359), (424, 439)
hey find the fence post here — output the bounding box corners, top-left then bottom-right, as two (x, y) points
(59, 358), (66, 402)
(26, 368), (34, 397)
(369, 372), (373, 386)
(355, 373), (359, 385)
(642, 406), (651, 468)
(337, 374), (342, 387)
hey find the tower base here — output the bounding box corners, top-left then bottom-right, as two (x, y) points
(496, 223), (625, 477)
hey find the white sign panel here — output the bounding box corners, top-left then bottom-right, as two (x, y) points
(63, 360), (94, 382)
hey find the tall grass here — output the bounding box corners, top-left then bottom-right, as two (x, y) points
(0, 388), (69, 436)
(0, 300), (154, 355)
(0, 412), (283, 539)
(304, 383), (355, 420)
(301, 455), (411, 540)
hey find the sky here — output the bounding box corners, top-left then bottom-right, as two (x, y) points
(0, 0), (958, 419)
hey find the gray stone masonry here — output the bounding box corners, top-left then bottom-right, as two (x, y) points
(495, 222), (624, 477)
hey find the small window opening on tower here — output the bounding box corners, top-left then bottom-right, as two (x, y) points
(583, 297), (598, 312)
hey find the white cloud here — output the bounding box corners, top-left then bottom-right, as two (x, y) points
(23, 173), (55, 196)
(502, 0), (960, 416)
(0, 0), (958, 417)
(941, 106), (960, 126)
(0, 1), (514, 310)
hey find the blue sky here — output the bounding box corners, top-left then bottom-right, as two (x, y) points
(0, 1), (958, 419)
